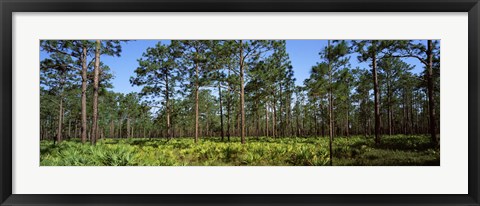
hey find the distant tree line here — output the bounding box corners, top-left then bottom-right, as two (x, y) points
(40, 40), (440, 147)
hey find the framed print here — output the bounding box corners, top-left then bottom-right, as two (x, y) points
(1, 0), (479, 205)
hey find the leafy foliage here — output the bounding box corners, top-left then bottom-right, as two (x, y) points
(41, 135), (439, 166)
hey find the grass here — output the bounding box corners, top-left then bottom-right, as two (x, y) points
(40, 135), (439, 166)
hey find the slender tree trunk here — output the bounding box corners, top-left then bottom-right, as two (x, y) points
(205, 113), (209, 138)
(256, 100), (260, 139)
(166, 76), (171, 139)
(236, 97), (241, 136)
(287, 97), (293, 137)
(410, 92), (415, 134)
(227, 98), (231, 141)
(75, 120), (78, 139)
(195, 62), (199, 143)
(110, 120), (114, 138)
(302, 103), (305, 136)
(272, 96), (277, 138)
(265, 103), (269, 137)
(226, 68), (232, 141)
(56, 97), (63, 143)
(239, 40), (246, 144)
(346, 84), (350, 137)
(126, 118), (130, 138)
(218, 82), (225, 141)
(426, 40), (438, 146)
(387, 78), (392, 136)
(119, 119), (122, 139)
(346, 105), (349, 137)
(131, 120), (134, 138)
(372, 41), (381, 144)
(81, 46), (88, 144)
(328, 40), (333, 166)
(296, 109), (300, 137)
(172, 98), (176, 138)
(67, 119), (71, 139)
(91, 40), (101, 145)
(314, 108), (318, 136)
(403, 92), (407, 135)
(279, 84), (284, 137)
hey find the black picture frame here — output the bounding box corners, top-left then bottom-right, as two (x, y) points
(1, 0), (479, 205)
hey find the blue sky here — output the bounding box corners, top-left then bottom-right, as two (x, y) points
(41, 40), (426, 94)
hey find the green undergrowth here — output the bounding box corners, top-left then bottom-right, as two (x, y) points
(40, 135), (439, 166)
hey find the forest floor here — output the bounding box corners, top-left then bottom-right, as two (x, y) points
(40, 135), (440, 166)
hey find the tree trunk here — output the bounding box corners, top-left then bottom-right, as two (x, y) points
(272, 96), (277, 138)
(75, 120), (78, 139)
(287, 97), (293, 137)
(236, 103), (240, 136)
(256, 99), (260, 139)
(226, 68), (231, 142)
(166, 76), (171, 139)
(131, 120), (134, 138)
(171, 98), (176, 138)
(279, 84), (284, 137)
(67, 119), (71, 139)
(346, 105), (349, 137)
(239, 40), (246, 144)
(218, 82), (225, 141)
(206, 113), (209, 138)
(314, 107), (318, 136)
(194, 62), (199, 143)
(426, 40), (438, 146)
(110, 120), (114, 138)
(143, 126), (146, 139)
(265, 102), (269, 137)
(328, 40), (333, 166)
(372, 41), (381, 144)
(56, 97), (63, 143)
(119, 119), (122, 139)
(346, 84), (350, 137)
(81, 45), (88, 144)
(296, 108), (300, 137)
(227, 98), (231, 141)
(91, 40), (101, 145)
(387, 76), (392, 136)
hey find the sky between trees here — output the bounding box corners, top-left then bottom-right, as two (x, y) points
(40, 40), (426, 95)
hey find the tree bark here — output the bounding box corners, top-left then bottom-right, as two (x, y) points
(328, 40), (333, 166)
(265, 102), (269, 137)
(426, 40), (438, 146)
(127, 117), (131, 138)
(218, 82), (225, 141)
(346, 78), (350, 137)
(256, 99), (260, 139)
(56, 97), (63, 143)
(110, 120), (114, 138)
(194, 62), (199, 143)
(387, 73), (393, 136)
(279, 83), (284, 137)
(91, 40), (101, 145)
(68, 119), (71, 139)
(226, 69), (231, 141)
(346, 104), (349, 137)
(296, 107), (300, 137)
(239, 40), (246, 144)
(75, 120), (78, 139)
(81, 45), (88, 144)
(272, 96), (277, 138)
(166, 75), (171, 139)
(372, 41), (381, 145)
(118, 119), (122, 138)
